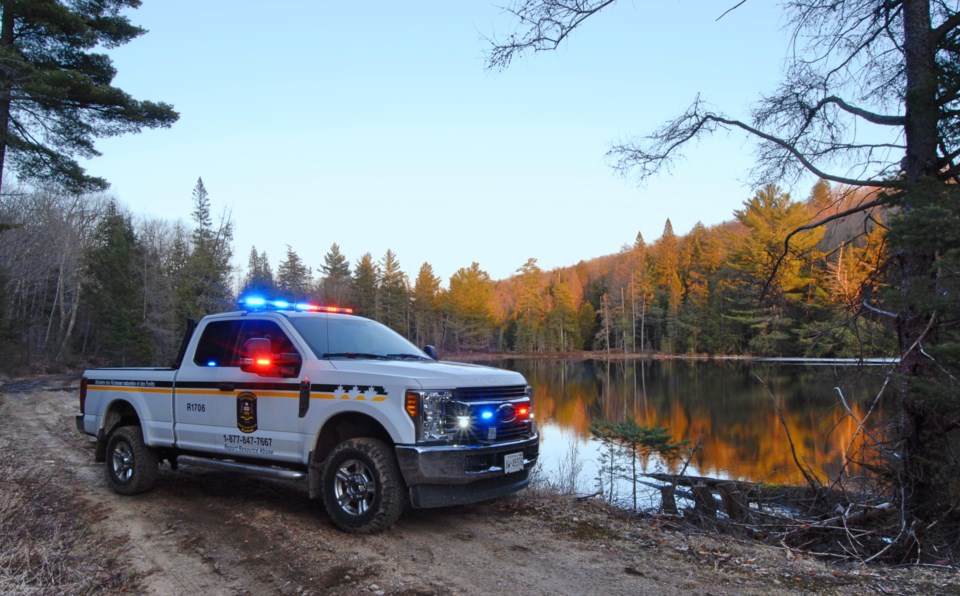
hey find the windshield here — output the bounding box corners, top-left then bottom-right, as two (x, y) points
(289, 316), (428, 360)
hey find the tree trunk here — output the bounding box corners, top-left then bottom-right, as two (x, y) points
(897, 0), (951, 524)
(0, 6), (15, 192)
(57, 280), (81, 361)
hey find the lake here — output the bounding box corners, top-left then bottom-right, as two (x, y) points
(485, 358), (892, 507)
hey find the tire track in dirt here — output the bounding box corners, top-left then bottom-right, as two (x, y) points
(1, 382), (258, 595)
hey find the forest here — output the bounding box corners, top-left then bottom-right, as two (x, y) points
(0, 175), (894, 373)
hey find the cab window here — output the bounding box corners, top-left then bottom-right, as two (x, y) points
(193, 321), (240, 367)
(193, 319), (299, 368)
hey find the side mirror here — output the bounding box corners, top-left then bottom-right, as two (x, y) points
(241, 338), (276, 375)
(423, 345), (439, 361)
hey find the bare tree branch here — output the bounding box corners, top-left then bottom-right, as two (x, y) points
(810, 96), (904, 126)
(716, 1), (748, 22)
(486, 0), (617, 70)
(609, 97), (894, 188)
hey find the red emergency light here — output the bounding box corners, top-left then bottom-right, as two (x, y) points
(240, 296), (353, 314)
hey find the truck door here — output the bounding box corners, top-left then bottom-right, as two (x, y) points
(174, 317), (305, 463)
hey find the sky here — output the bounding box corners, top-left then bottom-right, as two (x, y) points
(86, 0), (800, 286)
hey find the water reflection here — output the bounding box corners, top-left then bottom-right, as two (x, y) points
(492, 359), (890, 488)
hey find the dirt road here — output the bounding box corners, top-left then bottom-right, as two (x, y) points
(1, 376), (955, 595)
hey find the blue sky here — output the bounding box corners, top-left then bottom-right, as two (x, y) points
(88, 0), (798, 285)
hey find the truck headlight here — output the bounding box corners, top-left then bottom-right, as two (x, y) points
(406, 390), (454, 442)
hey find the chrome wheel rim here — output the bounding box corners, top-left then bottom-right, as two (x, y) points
(111, 440), (134, 482)
(333, 458), (376, 516)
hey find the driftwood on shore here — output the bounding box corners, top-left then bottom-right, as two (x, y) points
(645, 471), (905, 563)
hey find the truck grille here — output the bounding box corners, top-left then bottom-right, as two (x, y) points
(453, 385), (529, 402)
(445, 385), (534, 444)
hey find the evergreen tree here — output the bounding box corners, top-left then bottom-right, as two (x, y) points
(84, 201), (152, 365)
(546, 271), (581, 350)
(513, 258), (545, 352)
(240, 246), (275, 297)
(276, 245), (312, 300)
(319, 243), (352, 306)
(411, 262), (443, 347)
(654, 219), (683, 353)
(0, 1), (178, 193)
(352, 253), (379, 318)
(577, 301), (598, 351)
(446, 263), (496, 351)
(678, 222), (713, 353)
(727, 185), (825, 355)
(631, 232), (655, 352)
(378, 249), (408, 334)
(172, 178), (234, 326)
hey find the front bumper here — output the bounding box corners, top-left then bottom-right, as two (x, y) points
(395, 435), (539, 508)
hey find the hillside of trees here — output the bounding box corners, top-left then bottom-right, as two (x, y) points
(0, 177), (894, 373)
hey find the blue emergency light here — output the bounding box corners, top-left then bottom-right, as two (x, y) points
(239, 296), (353, 314)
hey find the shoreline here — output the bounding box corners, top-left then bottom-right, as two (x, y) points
(443, 349), (897, 364)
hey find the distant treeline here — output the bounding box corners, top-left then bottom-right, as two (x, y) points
(0, 178), (894, 372)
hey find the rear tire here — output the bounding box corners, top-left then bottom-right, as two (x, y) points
(105, 426), (159, 495)
(322, 438), (406, 533)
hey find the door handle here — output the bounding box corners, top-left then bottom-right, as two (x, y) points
(218, 383), (234, 392)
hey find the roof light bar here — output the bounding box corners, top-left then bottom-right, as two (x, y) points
(239, 296), (353, 314)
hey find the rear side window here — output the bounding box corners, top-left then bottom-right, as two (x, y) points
(193, 321), (240, 367)
(193, 319), (298, 367)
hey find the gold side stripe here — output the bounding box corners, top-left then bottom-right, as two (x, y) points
(88, 386), (172, 394)
(89, 386), (387, 401)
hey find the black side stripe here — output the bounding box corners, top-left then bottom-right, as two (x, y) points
(89, 379), (388, 395)
(89, 379), (174, 388)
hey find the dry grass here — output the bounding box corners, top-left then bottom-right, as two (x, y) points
(0, 465), (138, 594)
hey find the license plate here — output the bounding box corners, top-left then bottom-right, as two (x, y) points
(504, 451), (523, 474)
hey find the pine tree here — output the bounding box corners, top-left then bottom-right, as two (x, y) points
(379, 249), (408, 334)
(172, 178), (234, 326)
(411, 262), (442, 347)
(0, 1), (178, 192)
(513, 258), (546, 352)
(546, 270), (581, 350)
(632, 232), (655, 352)
(276, 245), (312, 300)
(678, 222), (713, 353)
(84, 201), (153, 365)
(654, 219), (683, 353)
(352, 253), (380, 318)
(577, 301), (598, 351)
(727, 185), (825, 355)
(240, 246), (275, 297)
(446, 263), (495, 351)
(319, 243), (352, 306)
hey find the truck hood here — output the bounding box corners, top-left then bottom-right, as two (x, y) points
(323, 359), (525, 388)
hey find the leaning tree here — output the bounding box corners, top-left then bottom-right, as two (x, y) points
(489, 0), (960, 557)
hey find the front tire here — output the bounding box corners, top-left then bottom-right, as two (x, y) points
(105, 426), (159, 495)
(322, 438), (406, 533)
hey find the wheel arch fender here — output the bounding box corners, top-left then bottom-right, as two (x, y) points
(307, 411), (399, 499)
(95, 399), (143, 462)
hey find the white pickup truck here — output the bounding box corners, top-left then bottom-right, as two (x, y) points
(76, 298), (539, 533)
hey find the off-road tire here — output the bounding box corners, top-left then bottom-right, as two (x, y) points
(322, 438), (407, 533)
(105, 425), (159, 495)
